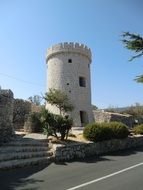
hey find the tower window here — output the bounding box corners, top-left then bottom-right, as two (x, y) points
(68, 59), (72, 63)
(67, 83), (69, 85)
(79, 77), (86, 87)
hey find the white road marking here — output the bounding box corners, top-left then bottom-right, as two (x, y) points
(66, 162), (143, 190)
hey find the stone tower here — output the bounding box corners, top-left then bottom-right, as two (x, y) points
(46, 42), (93, 127)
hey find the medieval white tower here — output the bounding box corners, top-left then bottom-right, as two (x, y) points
(46, 42), (93, 127)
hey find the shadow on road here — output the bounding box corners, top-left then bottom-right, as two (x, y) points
(0, 163), (51, 190)
(54, 146), (143, 166)
(1, 140), (143, 190)
(106, 146), (143, 156)
(0, 133), (52, 190)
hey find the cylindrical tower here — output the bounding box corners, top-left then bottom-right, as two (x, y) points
(46, 42), (93, 127)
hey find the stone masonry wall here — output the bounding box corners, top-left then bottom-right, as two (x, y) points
(53, 136), (143, 161)
(0, 89), (14, 143)
(93, 110), (133, 127)
(0, 88), (43, 139)
(13, 99), (31, 130)
(13, 99), (42, 130)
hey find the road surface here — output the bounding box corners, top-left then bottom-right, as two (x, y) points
(0, 147), (143, 190)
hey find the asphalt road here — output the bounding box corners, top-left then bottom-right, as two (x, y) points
(0, 147), (143, 190)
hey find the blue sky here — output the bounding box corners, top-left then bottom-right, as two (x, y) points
(0, 0), (143, 108)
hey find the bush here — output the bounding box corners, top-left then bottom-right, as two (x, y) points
(83, 122), (129, 142)
(40, 108), (73, 140)
(108, 122), (129, 139)
(133, 124), (143, 135)
(83, 123), (113, 142)
(54, 115), (73, 140)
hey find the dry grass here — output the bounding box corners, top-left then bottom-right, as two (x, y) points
(68, 134), (88, 142)
(50, 134), (88, 144)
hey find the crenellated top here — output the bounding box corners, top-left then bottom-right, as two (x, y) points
(46, 42), (92, 62)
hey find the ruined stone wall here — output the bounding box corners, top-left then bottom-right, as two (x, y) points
(13, 99), (31, 130)
(0, 89), (14, 143)
(93, 110), (134, 127)
(13, 99), (42, 130)
(0, 88), (43, 140)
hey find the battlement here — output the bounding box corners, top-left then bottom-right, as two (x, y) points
(46, 42), (92, 62)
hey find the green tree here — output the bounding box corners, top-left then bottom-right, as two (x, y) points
(122, 103), (143, 118)
(92, 104), (98, 110)
(44, 89), (74, 115)
(122, 32), (143, 83)
(43, 89), (74, 140)
(28, 95), (42, 106)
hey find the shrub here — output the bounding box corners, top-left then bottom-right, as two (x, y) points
(108, 121), (129, 139)
(133, 124), (143, 135)
(40, 108), (73, 140)
(83, 123), (113, 142)
(54, 115), (73, 140)
(40, 108), (57, 136)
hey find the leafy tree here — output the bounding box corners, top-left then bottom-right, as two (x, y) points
(28, 95), (42, 106)
(43, 89), (74, 140)
(44, 89), (74, 115)
(122, 32), (143, 61)
(121, 103), (143, 124)
(122, 32), (143, 83)
(92, 104), (98, 110)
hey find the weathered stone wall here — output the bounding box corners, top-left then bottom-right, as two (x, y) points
(13, 99), (31, 130)
(0, 88), (43, 138)
(24, 112), (42, 133)
(53, 136), (143, 161)
(13, 99), (42, 130)
(93, 110), (133, 127)
(0, 89), (14, 143)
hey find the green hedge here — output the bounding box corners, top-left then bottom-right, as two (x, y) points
(133, 124), (143, 135)
(83, 122), (129, 142)
(83, 123), (113, 142)
(108, 121), (129, 139)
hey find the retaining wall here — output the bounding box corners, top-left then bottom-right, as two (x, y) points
(53, 136), (143, 161)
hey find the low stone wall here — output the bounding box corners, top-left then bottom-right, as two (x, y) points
(0, 90), (14, 143)
(53, 136), (143, 161)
